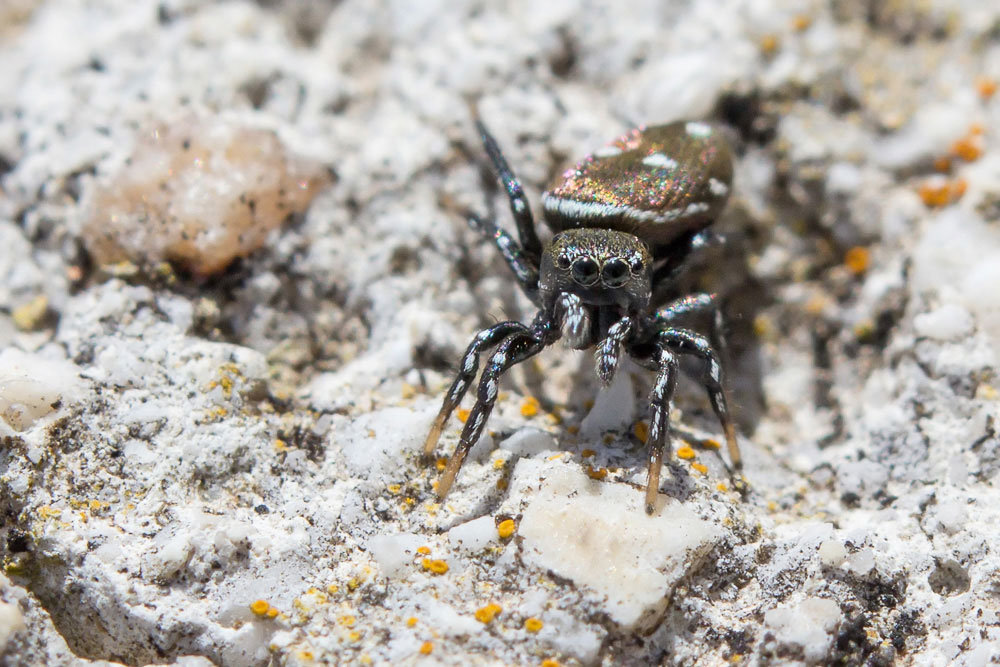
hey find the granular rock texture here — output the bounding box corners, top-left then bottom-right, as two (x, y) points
(1, 1), (999, 665)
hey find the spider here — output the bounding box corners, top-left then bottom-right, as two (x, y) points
(424, 119), (743, 514)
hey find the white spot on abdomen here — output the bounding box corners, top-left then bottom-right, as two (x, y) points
(709, 178), (729, 197)
(594, 146), (623, 158)
(685, 121), (712, 138)
(641, 152), (678, 170)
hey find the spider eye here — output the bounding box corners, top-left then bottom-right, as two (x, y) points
(602, 258), (630, 287)
(630, 256), (644, 274)
(556, 253), (571, 269)
(570, 257), (600, 286)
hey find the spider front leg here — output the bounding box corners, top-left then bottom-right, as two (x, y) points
(475, 120), (543, 265)
(643, 347), (680, 514)
(436, 329), (551, 499)
(659, 327), (742, 471)
(423, 321), (530, 456)
(467, 213), (540, 304)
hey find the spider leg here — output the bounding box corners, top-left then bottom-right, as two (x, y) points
(423, 321), (531, 456)
(653, 292), (716, 325)
(475, 120), (543, 265)
(437, 330), (550, 499)
(643, 346), (679, 514)
(658, 327), (742, 471)
(468, 212), (540, 303)
(594, 315), (633, 386)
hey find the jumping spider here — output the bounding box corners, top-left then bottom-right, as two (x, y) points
(424, 120), (743, 513)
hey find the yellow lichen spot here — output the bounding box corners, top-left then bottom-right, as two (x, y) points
(422, 559), (449, 575)
(702, 438), (721, 450)
(435, 457), (448, 471)
(419, 641), (433, 655)
(347, 577), (362, 591)
(933, 155), (953, 173)
(632, 421), (649, 444)
(348, 631), (361, 642)
(456, 408), (470, 423)
(853, 319), (875, 341)
(274, 438), (289, 452)
(12, 294), (49, 331)
(400, 382), (417, 399)
(542, 660), (562, 667)
(493, 458), (506, 470)
(977, 77), (998, 100)
(475, 603), (503, 624)
(760, 34), (779, 54)
(730, 654), (743, 663)
(406, 616), (418, 627)
(976, 384), (999, 401)
(327, 584), (339, 594)
(497, 519), (516, 539)
(586, 465), (608, 480)
(498, 391), (510, 401)
(676, 445), (696, 460)
(250, 600), (270, 616)
(416, 546), (431, 555)
(791, 14), (811, 31)
(387, 483), (402, 494)
(843, 246), (870, 276)
(524, 617), (544, 632)
(767, 501), (777, 512)
(951, 134), (984, 162)
(717, 482), (729, 492)
(566, 425), (580, 435)
(752, 314), (774, 339)
(266, 606), (279, 619)
(691, 462), (709, 475)
(296, 650), (314, 661)
(581, 448), (596, 458)
(520, 396), (540, 417)
(338, 615), (356, 627)
(546, 410), (563, 425)
(547, 453), (565, 462)
(360, 655), (373, 665)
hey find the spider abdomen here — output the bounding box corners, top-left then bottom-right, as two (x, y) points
(541, 121), (733, 248)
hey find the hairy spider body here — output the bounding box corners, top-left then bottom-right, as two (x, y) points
(425, 120), (742, 514)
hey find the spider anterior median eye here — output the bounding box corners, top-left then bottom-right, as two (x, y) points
(602, 258), (630, 287)
(630, 257), (644, 274)
(571, 257), (600, 285)
(556, 253), (571, 269)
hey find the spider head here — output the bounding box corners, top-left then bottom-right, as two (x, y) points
(539, 229), (652, 310)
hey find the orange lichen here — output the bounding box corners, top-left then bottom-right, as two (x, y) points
(566, 425), (580, 435)
(586, 465), (609, 480)
(416, 546), (430, 555)
(633, 421), (649, 444)
(497, 519), (516, 539)
(933, 155), (952, 173)
(760, 34), (779, 54)
(493, 458), (506, 470)
(475, 603), (503, 624)
(541, 660), (562, 667)
(691, 462), (709, 475)
(457, 408), (470, 423)
(520, 396), (541, 417)
(717, 482), (729, 492)
(419, 641), (433, 655)
(406, 616), (418, 627)
(435, 458), (448, 471)
(918, 178), (966, 207)
(951, 134), (984, 162)
(702, 438), (721, 450)
(977, 77), (998, 100)
(422, 559), (449, 575)
(843, 246), (870, 275)
(266, 606), (280, 619)
(338, 615), (356, 627)
(581, 448), (596, 458)
(524, 617), (544, 632)
(676, 445), (697, 460)
(250, 600), (270, 616)
(791, 14), (812, 31)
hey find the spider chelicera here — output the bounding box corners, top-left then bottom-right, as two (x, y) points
(424, 119), (743, 513)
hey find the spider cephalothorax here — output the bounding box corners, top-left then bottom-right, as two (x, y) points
(424, 120), (742, 514)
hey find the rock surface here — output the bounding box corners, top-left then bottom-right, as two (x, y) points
(0, 0), (999, 665)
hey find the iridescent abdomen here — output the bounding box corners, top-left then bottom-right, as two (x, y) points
(542, 121), (733, 248)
